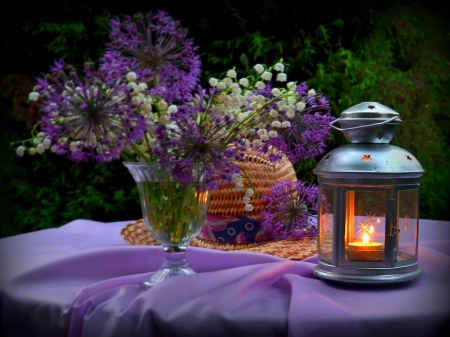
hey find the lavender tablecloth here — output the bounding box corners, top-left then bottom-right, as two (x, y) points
(1, 219), (449, 337)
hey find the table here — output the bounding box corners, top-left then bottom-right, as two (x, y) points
(1, 219), (449, 337)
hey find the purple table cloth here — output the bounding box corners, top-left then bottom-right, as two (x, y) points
(1, 219), (449, 337)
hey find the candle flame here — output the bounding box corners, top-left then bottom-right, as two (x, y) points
(363, 233), (369, 245)
(377, 218), (380, 224)
(369, 225), (374, 234)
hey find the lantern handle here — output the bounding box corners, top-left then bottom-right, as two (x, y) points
(330, 116), (398, 132)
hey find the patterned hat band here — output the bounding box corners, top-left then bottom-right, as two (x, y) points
(196, 215), (271, 244)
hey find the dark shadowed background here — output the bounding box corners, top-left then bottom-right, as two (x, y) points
(1, 0), (448, 238)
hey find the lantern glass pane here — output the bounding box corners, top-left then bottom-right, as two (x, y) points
(319, 188), (334, 259)
(345, 190), (386, 262)
(397, 189), (419, 260)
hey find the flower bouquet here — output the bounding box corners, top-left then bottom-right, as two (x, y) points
(13, 10), (333, 287)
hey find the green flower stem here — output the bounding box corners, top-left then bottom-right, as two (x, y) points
(120, 151), (134, 162)
(138, 180), (208, 245)
(131, 143), (149, 162)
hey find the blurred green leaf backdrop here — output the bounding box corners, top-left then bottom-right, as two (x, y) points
(1, 0), (449, 238)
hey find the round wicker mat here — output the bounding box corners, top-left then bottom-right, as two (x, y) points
(121, 220), (318, 261)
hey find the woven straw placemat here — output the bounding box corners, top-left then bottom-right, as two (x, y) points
(121, 219), (318, 261)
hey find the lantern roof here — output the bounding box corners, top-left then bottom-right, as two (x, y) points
(314, 144), (424, 178)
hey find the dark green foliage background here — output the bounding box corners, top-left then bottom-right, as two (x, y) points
(1, 0), (449, 238)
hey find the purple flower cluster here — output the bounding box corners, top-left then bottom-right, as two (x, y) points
(260, 180), (319, 240)
(153, 88), (244, 190)
(101, 10), (201, 104)
(24, 10), (202, 165)
(254, 82), (334, 163)
(35, 61), (146, 163)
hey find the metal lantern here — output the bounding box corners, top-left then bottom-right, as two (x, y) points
(313, 102), (424, 284)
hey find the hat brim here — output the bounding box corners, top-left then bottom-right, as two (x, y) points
(121, 220), (318, 261)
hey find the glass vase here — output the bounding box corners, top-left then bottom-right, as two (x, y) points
(124, 162), (210, 289)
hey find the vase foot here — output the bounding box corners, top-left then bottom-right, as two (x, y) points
(143, 247), (195, 289)
(143, 264), (196, 289)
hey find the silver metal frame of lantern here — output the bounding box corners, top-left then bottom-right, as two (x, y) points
(313, 102), (425, 284)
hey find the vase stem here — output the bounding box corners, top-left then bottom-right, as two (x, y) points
(143, 246), (195, 289)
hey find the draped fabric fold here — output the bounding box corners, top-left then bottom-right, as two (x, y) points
(1, 219), (449, 337)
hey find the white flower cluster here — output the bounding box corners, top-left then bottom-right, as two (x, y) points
(127, 71), (179, 128)
(206, 61), (318, 212)
(232, 173), (255, 211)
(126, 71), (182, 160)
(15, 132), (52, 157)
(208, 62), (315, 153)
(135, 99), (179, 160)
(126, 71), (154, 116)
(28, 91), (40, 101)
(254, 62), (287, 82)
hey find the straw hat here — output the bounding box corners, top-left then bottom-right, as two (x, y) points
(196, 148), (297, 244)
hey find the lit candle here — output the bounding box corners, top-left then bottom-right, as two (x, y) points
(347, 233), (384, 262)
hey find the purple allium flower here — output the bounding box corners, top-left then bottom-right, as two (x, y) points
(254, 81), (334, 163)
(152, 89), (244, 189)
(278, 107), (334, 162)
(34, 60), (146, 163)
(261, 180), (319, 240)
(101, 10), (201, 103)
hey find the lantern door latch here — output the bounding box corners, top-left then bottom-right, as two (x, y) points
(392, 227), (401, 235)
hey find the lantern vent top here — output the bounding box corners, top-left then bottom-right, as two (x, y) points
(330, 102), (402, 144)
